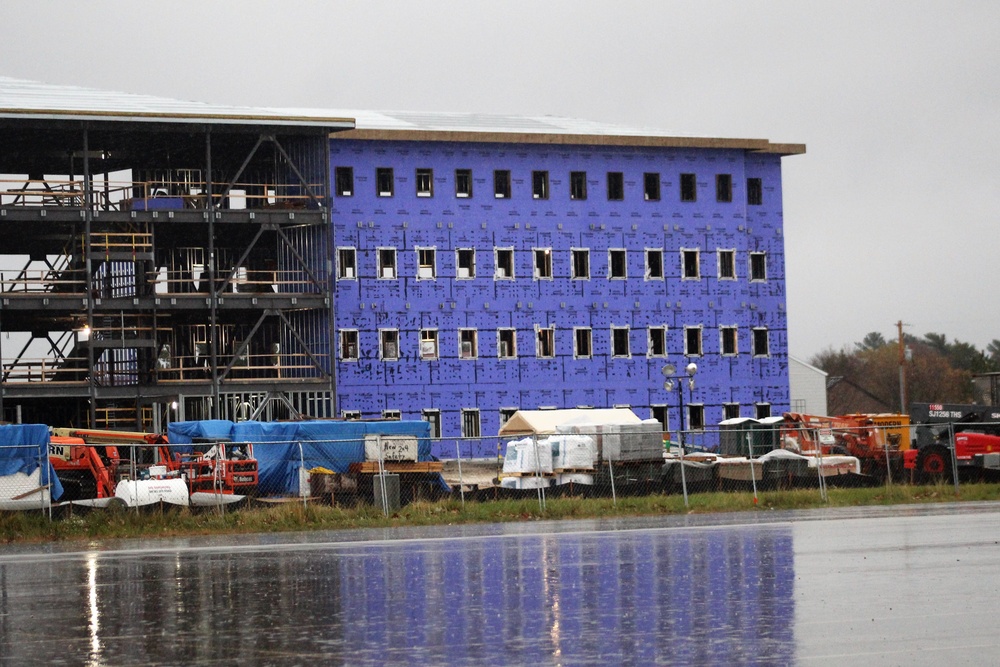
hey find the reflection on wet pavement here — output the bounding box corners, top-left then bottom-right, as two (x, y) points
(0, 503), (998, 665)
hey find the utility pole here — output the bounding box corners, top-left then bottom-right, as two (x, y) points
(897, 320), (908, 414)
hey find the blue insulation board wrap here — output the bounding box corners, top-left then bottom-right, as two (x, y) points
(0, 424), (64, 500)
(168, 420), (443, 496)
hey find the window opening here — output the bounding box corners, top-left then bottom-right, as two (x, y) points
(376, 167), (394, 197)
(417, 247), (436, 279)
(534, 248), (553, 279)
(685, 326), (702, 356)
(680, 173), (697, 202)
(380, 329), (399, 361)
(455, 169), (472, 198)
(574, 328), (592, 359)
(570, 171), (587, 200)
(648, 326), (667, 357)
(750, 252), (767, 281)
(337, 247), (357, 280)
(571, 248), (590, 279)
(536, 327), (555, 358)
(532, 171), (549, 199)
(498, 329), (517, 359)
(607, 172), (624, 200)
(335, 167), (353, 197)
(611, 326), (630, 358)
(721, 326), (738, 356)
(420, 329), (438, 360)
(494, 170), (511, 198)
(377, 248), (397, 279)
(644, 172), (661, 201)
(718, 249), (736, 280)
(456, 248), (475, 279)
(682, 249), (700, 279)
(416, 168), (433, 197)
(609, 249), (627, 279)
(747, 177), (763, 205)
(495, 248), (515, 279)
(459, 329), (478, 359)
(716, 173), (732, 202)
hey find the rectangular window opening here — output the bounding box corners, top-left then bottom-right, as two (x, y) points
(611, 326), (630, 358)
(536, 327), (555, 358)
(685, 326), (702, 357)
(648, 326), (667, 357)
(571, 248), (590, 280)
(340, 330), (358, 361)
(416, 168), (433, 197)
(682, 249), (700, 280)
(688, 404), (705, 431)
(680, 173), (697, 202)
(755, 403), (772, 419)
(420, 329), (438, 360)
(377, 248), (397, 279)
(747, 177), (763, 206)
(498, 328), (517, 359)
(462, 409), (481, 438)
(716, 173), (732, 203)
(422, 409), (442, 438)
(532, 171), (549, 200)
(651, 405), (669, 432)
(417, 247), (436, 279)
(724, 403), (741, 420)
(380, 329), (399, 361)
(382, 409), (401, 421)
(574, 328), (592, 359)
(750, 252), (767, 281)
(459, 329), (478, 359)
(644, 172), (661, 201)
(721, 326), (738, 356)
(337, 247), (357, 280)
(607, 172), (624, 201)
(455, 169), (472, 198)
(609, 248), (627, 279)
(718, 249), (736, 280)
(376, 167), (394, 197)
(570, 171), (587, 200)
(495, 248), (515, 279)
(534, 248), (553, 279)
(645, 249), (663, 280)
(753, 328), (770, 357)
(494, 170), (511, 198)
(456, 248), (475, 279)
(335, 167), (353, 197)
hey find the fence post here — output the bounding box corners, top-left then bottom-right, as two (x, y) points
(531, 434), (546, 512)
(948, 422), (960, 495)
(747, 431), (758, 505)
(812, 428), (827, 502)
(679, 429), (689, 508)
(298, 441), (308, 511)
(455, 439), (465, 508)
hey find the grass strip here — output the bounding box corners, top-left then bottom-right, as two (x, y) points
(0, 482), (993, 545)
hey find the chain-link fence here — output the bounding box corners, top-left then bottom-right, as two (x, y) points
(3, 417), (1000, 520)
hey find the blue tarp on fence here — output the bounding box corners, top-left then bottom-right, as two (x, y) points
(168, 420), (436, 496)
(0, 424), (63, 501)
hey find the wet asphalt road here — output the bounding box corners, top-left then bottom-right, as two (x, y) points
(0, 502), (998, 665)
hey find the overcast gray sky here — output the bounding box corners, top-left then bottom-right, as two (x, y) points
(3, 1), (997, 360)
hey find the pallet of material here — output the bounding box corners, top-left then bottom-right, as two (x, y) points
(349, 461), (444, 474)
(501, 471), (556, 478)
(552, 468), (595, 474)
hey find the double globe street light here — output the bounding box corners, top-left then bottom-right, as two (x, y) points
(663, 361), (697, 506)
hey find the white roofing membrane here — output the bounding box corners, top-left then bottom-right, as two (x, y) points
(0, 76), (352, 127)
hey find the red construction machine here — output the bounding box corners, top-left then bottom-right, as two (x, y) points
(50, 428), (258, 501)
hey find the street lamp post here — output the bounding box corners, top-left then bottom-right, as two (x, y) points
(663, 362), (697, 507)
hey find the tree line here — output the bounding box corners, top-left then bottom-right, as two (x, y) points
(810, 332), (1000, 415)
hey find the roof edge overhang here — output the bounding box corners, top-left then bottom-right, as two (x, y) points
(0, 107), (355, 130)
(330, 129), (806, 155)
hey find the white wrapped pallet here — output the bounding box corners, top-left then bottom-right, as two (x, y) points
(502, 438), (531, 474)
(514, 438), (553, 474)
(550, 434), (596, 470)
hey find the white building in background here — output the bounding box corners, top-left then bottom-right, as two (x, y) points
(788, 356), (828, 415)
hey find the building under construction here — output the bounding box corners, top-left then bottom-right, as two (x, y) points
(0, 78), (351, 430)
(0, 78), (804, 448)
